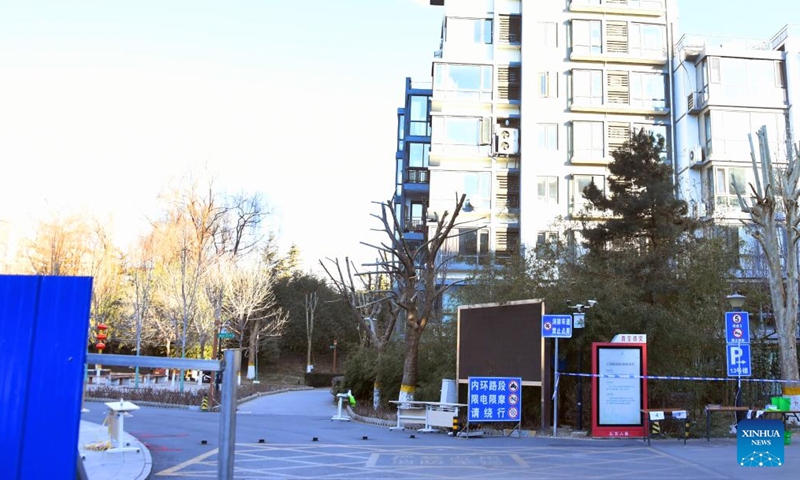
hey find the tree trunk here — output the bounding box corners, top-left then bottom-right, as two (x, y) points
(399, 326), (422, 402)
(373, 348), (385, 410)
(165, 340), (171, 357)
(247, 320), (259, 379)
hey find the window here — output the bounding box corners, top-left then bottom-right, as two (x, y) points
(537, 72), (557, 97)
(408, 143), (429, 168)
(572, 175), (605, 209)
(571, 121), (604, 159)
(397, 113), (405, 151)
(409, 96), (430, 136)
(572, 69), (603, 105)
(430, 171), (491, 211)
(536, 123), (558, 151)
(635, 123), (668, 161)
(403, 202), (426, 233)
(704, 111), (712, 153)
(572, 20), (602, 55)
(630, 73), (665, 109)
(455, 228), (490, 264)
(537, 176), (558, 204)
(629, 23), (665, 57)
(432, 117), (489, 145)
(447, 18), (492, 45)
(714, 167), (747, 210)
(536, 231), (559, 252)
(534, 22), (557, 48)
(434, 63), (493, 101)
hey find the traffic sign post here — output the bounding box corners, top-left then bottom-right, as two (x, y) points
(542, 315), (572, 437)
(724, 309), (751, 422)
(725, 311), (750, 344)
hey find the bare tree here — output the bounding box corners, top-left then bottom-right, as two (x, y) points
(224, 259), (287, 380)
(736, 126), (800, 383)
(321, 256), (398, 408)
(364, 194), (467, 402)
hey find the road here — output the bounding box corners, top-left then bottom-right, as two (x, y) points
(81, 389), (799, 479)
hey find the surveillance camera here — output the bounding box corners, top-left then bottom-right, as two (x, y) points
(566, 300), (572, 305)
(575, 304), (584, 310)
(588, 299), (597, 308)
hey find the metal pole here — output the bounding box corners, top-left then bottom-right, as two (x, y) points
(134, 313), (142, 389)
(553, 338), (559, 437)
(577, 341), (583, 431)
(219, 348), (241, 479)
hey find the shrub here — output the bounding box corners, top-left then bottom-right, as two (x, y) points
(304, 372), (338, 387)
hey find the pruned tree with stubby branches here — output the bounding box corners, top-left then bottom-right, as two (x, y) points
(735, 126), (800, 384)
(320, 256), (398, 409)
(363, 194), (467, 402)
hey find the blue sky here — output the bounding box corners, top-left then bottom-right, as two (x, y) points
(0, 0), (798, 271)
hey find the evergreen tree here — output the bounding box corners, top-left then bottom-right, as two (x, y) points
(581, 128), (698, 304)
(582, 128), (695, 251)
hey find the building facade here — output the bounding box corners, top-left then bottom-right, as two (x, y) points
(395, 0), (678, 283)
(672, 25), (800, 278)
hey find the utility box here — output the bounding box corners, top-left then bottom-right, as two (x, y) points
(440, 379), (457, 404)
(0, 275), (93, 480)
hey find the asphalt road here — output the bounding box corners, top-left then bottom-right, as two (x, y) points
(81, 389), (800, 479)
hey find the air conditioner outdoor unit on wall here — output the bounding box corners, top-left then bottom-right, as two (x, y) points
(689, 145), (704, 168)
(496, 127), (520, 155)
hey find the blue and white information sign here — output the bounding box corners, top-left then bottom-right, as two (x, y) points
(542, 314), (572, 338)
(727, 343), (752, 377)
(725, 311), (750, 344)
(467, 377), (522, 422)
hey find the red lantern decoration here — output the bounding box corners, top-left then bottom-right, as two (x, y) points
(96, 342), (106, 351)
(97, 323), (108, 331)
(96, 333), (107, 341)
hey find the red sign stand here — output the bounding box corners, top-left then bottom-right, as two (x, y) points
(591, 342), (648, 438)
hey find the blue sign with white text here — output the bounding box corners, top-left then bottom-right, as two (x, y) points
(467, 377), (522, 422)
(727, 343), (752, 377)
(542, 314), (572, 338)
(726, 311), (750, 344)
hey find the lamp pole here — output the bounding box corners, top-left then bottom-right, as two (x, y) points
(569, 299), (596, 432)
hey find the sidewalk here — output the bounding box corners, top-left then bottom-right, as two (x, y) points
(77, 420), (152, 480)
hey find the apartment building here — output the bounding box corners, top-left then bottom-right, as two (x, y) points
(394, 0), (677, 284)
(672, 25), (800, 278)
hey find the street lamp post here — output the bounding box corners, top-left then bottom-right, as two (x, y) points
(569, 299), (597, 432)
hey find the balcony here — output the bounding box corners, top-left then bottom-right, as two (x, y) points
(403, 168), (431, 195)
(570, 0), (665, 17)
(570, 98), (670, 116)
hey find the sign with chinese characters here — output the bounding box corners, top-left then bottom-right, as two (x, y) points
(727, 343), (752, 377)
(611, 334), (647, 344)
(467, 377), (522, 423)
(542, 314), (572, 338)
(725, 311), (750, 344)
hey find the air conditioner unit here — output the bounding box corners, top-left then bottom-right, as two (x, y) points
(687, 92), (703, 115)
(689, 145), (705, 168)
(496, 127), (520, 155)
(698, 202), (707, 217)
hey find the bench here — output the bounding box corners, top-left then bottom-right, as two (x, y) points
(144, 374), (169, 385)
(106, 373), (136, 386)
